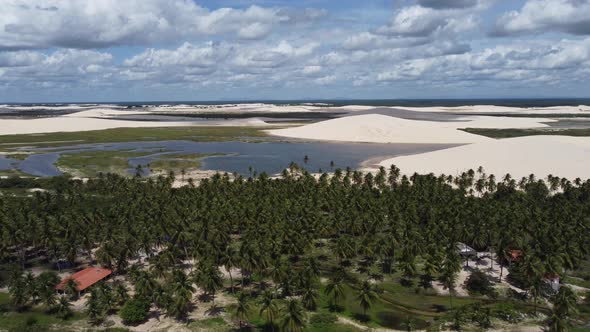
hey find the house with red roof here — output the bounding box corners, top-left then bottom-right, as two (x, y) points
(55, 267), (112, 294)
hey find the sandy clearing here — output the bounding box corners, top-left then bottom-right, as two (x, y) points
(379, 135), (590, 180)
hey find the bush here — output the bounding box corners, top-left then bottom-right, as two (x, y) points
(492, 303), (523, 323)
(119, 299), (150, 325)
(466, 270), (496, 297)
(309, 312), (337, 328)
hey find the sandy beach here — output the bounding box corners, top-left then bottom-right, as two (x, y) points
(379, 135), (590, 180)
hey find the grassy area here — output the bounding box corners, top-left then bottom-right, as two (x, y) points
(0, 292), (85, 332)
(149, 153), (224, 173)
(455, 113), (590, 118)
(0, 169), (31, 177)
(56, 150), (154, 177)
(461, 127), (590, 139)
(55, 151), (226, 178)
(187, 317), (229, 331)
(0, 126), (270, 151)
(4, 153), (30, 160)
(565, 276), (590, 289)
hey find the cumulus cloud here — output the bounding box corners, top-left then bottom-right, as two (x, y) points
(375, 5), (478, 38)
(0, 49), (114, 89)
(1, 1), (590, 98)
(0, 0), (323, 50)
(124, 42), (233, 68)
(0, 51), (43, 67)
(493, 0), (590, 36)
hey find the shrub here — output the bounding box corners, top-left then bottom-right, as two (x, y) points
(309, 312), (337, 328)
(119, 298), (150, 325)
(492, 303), (523, 323)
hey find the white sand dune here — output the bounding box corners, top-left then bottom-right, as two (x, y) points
(0, 116), (270, 136)
(269, 114), (552, 144)
(395, 104), (590, 114)
(379, 135), (590, 180)
(0, 118), (198, 135)
(270, 114), (492, 144)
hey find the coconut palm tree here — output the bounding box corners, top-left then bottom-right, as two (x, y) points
(355, 280), (377, 317)
(281, 298), (306, 332)
(301, 285), (319, 311)
(259, 291), (280, 331)
(64, 279), (79, 300)
(234, 293), (251, 329)
(54, 296), (73, 320)
(324, 276), (346, 309)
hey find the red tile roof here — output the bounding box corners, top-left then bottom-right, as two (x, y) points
(509, 249), (523, 262)
(55, 267), (112, 292)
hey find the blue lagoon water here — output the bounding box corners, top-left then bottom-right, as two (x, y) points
(2, 140), (455, 177)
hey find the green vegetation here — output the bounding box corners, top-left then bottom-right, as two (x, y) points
(56, 150), (154, 177)
(0, 126), (270, 151)
(55, 150), (226, 178)
(0, 290), (84, 331)
(0, 169), (31, 178)
(0, 165), (589, 330)
(5, 153), (30, 161)
(188, 317), (229, 331)
(149, 153), (224, 173)
(119, 298), (150, 325)
(462, 127), (590, 138)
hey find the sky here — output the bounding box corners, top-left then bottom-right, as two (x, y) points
(0, 0), (590, 102)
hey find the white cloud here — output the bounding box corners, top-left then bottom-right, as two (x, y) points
(493, 0), (590, 36)
(0, 0), (321, 50)
(376, 5), (478, 38)
(124, 42), (233, 68)
(0, 51), (43, 67)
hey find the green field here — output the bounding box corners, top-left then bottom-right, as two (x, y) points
(149, 153), (224, 173)
(0, 292), (85, 332)
(462, 127), (590, 138)
(55, 150), (155, 177)
(54, 151), (226, 177)
(0, 126), (270, 152)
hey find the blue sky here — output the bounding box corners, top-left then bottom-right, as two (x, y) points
(0, 0), (589, 102)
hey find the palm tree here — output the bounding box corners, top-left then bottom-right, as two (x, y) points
(168, 270), (195, 320)
(355, 280), (377, 317)
(86, 288), (105, 325)
(54, 296), (73, 320)
(192, 263), (223, 303)
(301, 285), (319, 311)
(234, 293), (251, 329)
(439, 266), (458, 310)
(548, 311), (568, 332)
(113, 281), (130, 306)
(64, 279), (79, 300)
(8, 276), (28, 311)
(281, 298), (306, 332)
(324, 276), (346, 309)
(552, 286), (578, 318)
(221, 246), (238, 294)
(259, 291), (280, 331)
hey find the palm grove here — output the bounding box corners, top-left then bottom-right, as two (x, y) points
(0, 165), (588, 330)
